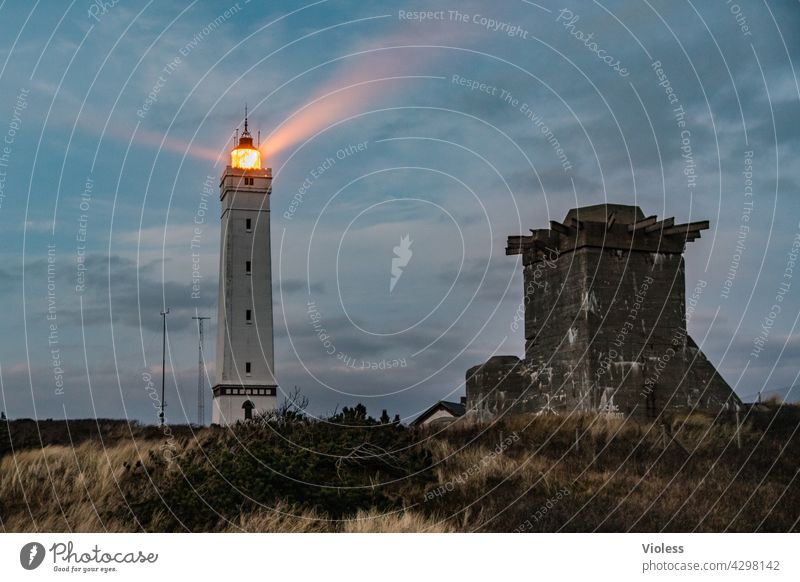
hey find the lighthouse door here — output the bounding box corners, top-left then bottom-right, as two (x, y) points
(242, 400), (255, 421)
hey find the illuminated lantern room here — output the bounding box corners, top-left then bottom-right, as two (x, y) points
(230, 110), (262, 170)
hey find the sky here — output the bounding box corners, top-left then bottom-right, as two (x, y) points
(0, 0), (799, 424)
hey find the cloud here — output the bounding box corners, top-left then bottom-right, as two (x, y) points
(278, 278), (325, 295)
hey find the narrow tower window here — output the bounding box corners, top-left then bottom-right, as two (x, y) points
(245, 260), (252, 275)
(246, 309), (252, 323)
(245, 218), (252, 232)
(245, 362), (251, 375)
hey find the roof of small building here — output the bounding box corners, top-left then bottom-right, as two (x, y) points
(411, 400), (466, 426)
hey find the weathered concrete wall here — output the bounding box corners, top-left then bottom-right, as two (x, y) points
(467, 204), (740, 419)
(582, 246), (687, 417)
(466, 356), (527, 414)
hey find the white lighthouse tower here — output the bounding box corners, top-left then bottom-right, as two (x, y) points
(212, 111), (278, 425)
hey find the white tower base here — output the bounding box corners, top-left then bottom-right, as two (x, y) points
(212, 385), (277, 424)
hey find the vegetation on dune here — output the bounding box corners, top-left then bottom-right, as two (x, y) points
(121, 405), (432, 531)
(0, 402), (798, 533)
(0, 412), (10, 459)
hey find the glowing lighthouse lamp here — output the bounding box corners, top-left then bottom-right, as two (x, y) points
(230, 115), (262, 169)
(212, 109), (278, 425)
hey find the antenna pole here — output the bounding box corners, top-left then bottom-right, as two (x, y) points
(192, 316), (211, 425)
(159, 308), (170, 427)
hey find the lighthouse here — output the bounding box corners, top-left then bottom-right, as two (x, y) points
(212, 111), (278, 425)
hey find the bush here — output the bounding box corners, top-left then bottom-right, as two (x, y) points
(120, 412), (433, 531)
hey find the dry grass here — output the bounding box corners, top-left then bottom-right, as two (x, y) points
(221, 504), (330, 533)
(218, 507), (453, 533)
(1, 409), (797, 532)
(0, 441), (163, 532)
(341, 509), (455, 533)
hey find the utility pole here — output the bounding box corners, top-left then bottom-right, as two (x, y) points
(735, 403), (742, 450)
(192, 315), (210, 426)
(159, 308), (169, 427)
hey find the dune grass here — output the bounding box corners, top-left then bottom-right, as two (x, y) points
(1, 407), (797, 532)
